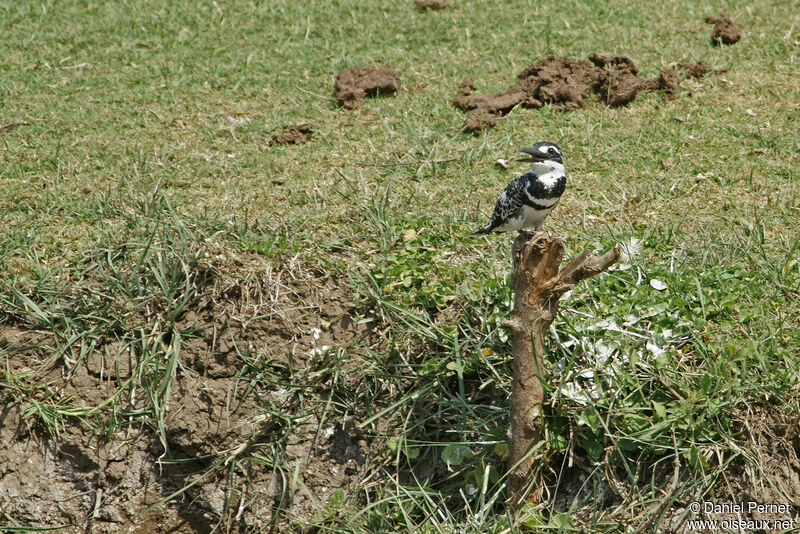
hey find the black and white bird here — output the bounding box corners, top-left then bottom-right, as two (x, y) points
(474, 141), (566, 236)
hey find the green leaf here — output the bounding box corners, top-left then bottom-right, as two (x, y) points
(494, 442), (509, 460)
(441, 444), (473, 468)
(582, 433), (604, 458)
(687, 444), (709, 470)
(550, 513), (571, 528)
(548, 429), (569, 450)
(653, 401), (667, 419)
(420, 358), (442, 376)
(579, 407), (601, 430)
(520, 505), (546, 527)
(330, 488), (346, 506)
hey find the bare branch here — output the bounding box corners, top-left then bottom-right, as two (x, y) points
(506, 234), (619, 511)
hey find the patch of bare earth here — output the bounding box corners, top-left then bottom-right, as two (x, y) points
(334, 63), (401, 109)
(680, 61), (713, 79)
(531, 401), (800, 533)
(705, 11), (741, 45)
(269, 123), (314, 146)
(0, 254), (381, 532)
(454, 54), (681, 133)
(659, 403), (800, 533)
(588, 53), (679, 107)
(711, 405), (800, 523)
(414, 0), (449, 10)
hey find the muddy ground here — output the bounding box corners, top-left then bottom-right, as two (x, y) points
(414, 0), (449, 10)
(452, 12), (740, 133)
(454, 54), (699, 133)
(705, 11), (742, 45)
(269, 123), (314, 146)
(1, 252), (799, 532)
(334, 64), (400, 109)
(0, 255), (380, 533)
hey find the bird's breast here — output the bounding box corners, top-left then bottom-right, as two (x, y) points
(525, 174), (567, 203)
(518, 204), (554, 230)
(526, 172), (566, 200)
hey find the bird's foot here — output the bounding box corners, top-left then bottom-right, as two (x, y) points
(518, 230), (538, 238)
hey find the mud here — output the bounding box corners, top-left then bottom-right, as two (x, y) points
(705, 12), (741, 45)
(723, 404), (800, 512)
(463, 107), (502, 133)
(2, 260), (798, 533)
(415, 0), (448, 9)
(546, 402), (800, 532)
(0, 255), (379, 532)
(589, 53), (679, 106)
(335, 64), (401, 109)
(269, 123), (313, 146)
(455, 54), (681, 133)
(680, 61), (713, 79)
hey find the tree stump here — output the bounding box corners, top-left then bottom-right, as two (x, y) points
(503, 234), (620, 510)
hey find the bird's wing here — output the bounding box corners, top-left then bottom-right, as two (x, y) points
(492, 176), (526, 221)
(475, 175), (527, 234)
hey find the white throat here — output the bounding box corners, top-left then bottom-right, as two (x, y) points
(531, 161), (565, 188)
(530, 160), (564, 175)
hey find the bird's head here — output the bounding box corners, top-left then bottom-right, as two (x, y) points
(517, 141), (563, 173)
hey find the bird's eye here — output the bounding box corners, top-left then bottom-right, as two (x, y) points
(548, 148), (557, 154)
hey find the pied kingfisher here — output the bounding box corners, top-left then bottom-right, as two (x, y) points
(474, 141), (566, 235)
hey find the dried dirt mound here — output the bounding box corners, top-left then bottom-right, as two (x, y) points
(588, 53), (679, 107)
(415, 0), (449, 9)
(680, 61), (714, 79)
(269, 122), (313, 146)
(705, 11), (741, 45)
(454, 54), (680, 133)
(0, 255), (380, 532)
(335, 63), (401, 109)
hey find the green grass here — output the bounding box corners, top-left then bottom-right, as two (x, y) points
(2, 0), (799, 532)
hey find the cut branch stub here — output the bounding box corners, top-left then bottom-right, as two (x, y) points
(503, 234), (620, 511)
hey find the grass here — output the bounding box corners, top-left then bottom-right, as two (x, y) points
(1, 0), (799, 532)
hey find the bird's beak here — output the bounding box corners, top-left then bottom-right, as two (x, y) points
(516, 146), (548, 163)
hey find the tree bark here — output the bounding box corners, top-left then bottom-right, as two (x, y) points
(503, 234), (620, 511)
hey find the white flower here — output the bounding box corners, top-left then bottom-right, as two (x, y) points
(310, 327), (322, 341)
(309, 345), (330, 361)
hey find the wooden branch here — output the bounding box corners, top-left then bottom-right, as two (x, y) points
(504, 234), (620, 511)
